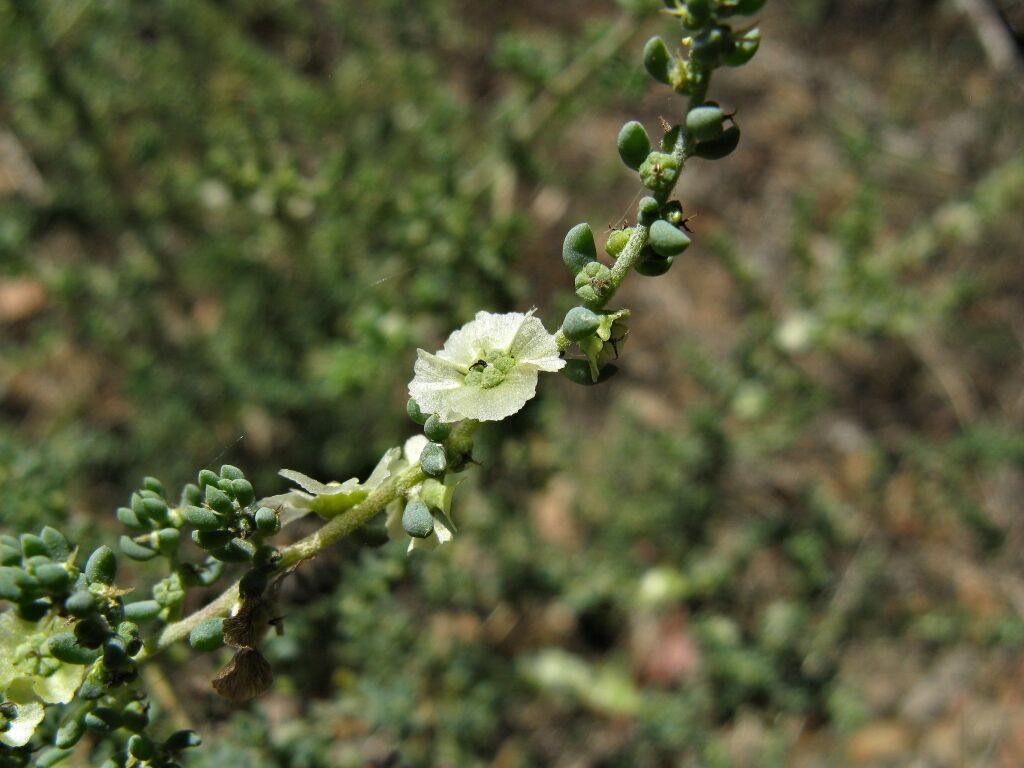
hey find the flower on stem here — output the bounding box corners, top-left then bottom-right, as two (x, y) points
(409, 310), (564, 423)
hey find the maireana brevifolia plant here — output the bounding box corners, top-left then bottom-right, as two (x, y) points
(0, 2), (765, 765)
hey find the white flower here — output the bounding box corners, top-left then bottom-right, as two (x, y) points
(409, 310), (564, 423)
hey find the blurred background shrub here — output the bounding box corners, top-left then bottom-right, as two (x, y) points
(1, 0), (1023, 765)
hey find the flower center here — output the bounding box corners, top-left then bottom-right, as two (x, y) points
(464, 349), (516, 389)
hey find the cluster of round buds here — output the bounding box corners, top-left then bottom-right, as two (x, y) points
(1, 527), (78, 622)
(406, 399), (462, 482)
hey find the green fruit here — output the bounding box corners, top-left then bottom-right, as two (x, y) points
(562, 307), (601, 341)
(143, 476), (166, 497)
(402, 500), (435, 539)
(407, 398), (428, 425)
(124, 599), (162, 622)
(35, 748), (71, 768)
(643, 36), (673, 84)
(423, 414), (451, 442)
(0, 543), (20, 566)
(690, 26), (732, 67)
(189, 617), (226, 651)
(85, 546), (117, 585)
(48, 632), (101, 665)
(562, 223), (597, 276)
(122, 701), (149, 732)
(695, 125), (741, 159)
(605, 228), (632, 258)
(0, 567), (29, 602)
(119, 535), (158, 562)
(649, 220), (692, 256)
(118, 621), (142, 655)
(205, 485), (234, 515)
(616, 121), (651, 170)
(184, 505), (222, 531)
(686, 105), (725, 141)
(724, 28), (760, 67)
(635, 246), (674, 276)
(254, 506), (281, 535)
(65, 590), (98, 617)
(17, 599), (50, 621)
(83, 707), (120, 732)
(420, 442), (447, 478)
(219, 464), (245, 481)
(638, 152), (679, 195)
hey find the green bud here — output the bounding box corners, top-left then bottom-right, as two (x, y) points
(164, 729), (202, 751)
(35, 748), (72, 768)
(643, 36), (673, 84)
(562, 223), (597, 277)
(724, 28), (760, 67)
(0, 543), (20, 566)
(649, 219), (692, 256)
(220, 464), (245, 481)
(0, 566), (31, 602)
(34, 562), (72, 592)
(20, 534), (49, 559)
(574, 261), (614, 307)
(48, 632), (101, 665)
(562, 307), (602, 341)
(142, 476), (165, 497)
(717, 0), (766, 15)
(40, 527), (72, 561)
(560, 359), (619, 386)
(198, 469), (220, 489)
(231, 479), (255, 507)
(423, 414), (451, 443)
(605, 228), (632, 258)
(116, 506), (147, 531)
(184, 504), (222, 531)
(118, 621), (143, 655)
(213, 538), (256, 563)
(55, 716), (85, 749)
(124, 599), (162, 622)
(420, 442), (447, 478)
(74, 615), (112, 648)
(65, 589), (98, 617)
(85, 546), (117, 585)
(638, 196), (661, 225)
(690, 26), (732, 67)
(156, 528), (181, 556)
(189, 617), (226, 651)
(686, 105), (725, 141)
(254, 506), (281, 535)
(142, 497), (169, 523)
(102, 635), (130, 669)
(695, 124), (740, 159)
(634, 247), (674, 277)
(617, 121), (651, 170)
(181, 482), (203, 507)
(83, 707), (121, 732)
(205, 485), (234, 515)
(119, 535), (158, 562)
(121, 701), (149, 732)
(17, 598), (50, 621)
(402, 500), (435, 539)
(128, 734), (156, 761)
(681, 0), (712, 27)
(638, 152), (679, 195)
(193, 529), (232, 550)
(406, 398), (428, 425)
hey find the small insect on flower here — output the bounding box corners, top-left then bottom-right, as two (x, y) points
(409, 310), (565, 423)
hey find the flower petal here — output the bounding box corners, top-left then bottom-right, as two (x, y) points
(441, 310), (532, 363)
(441, 365), (539, 422)
(409, 350), (469, 421)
